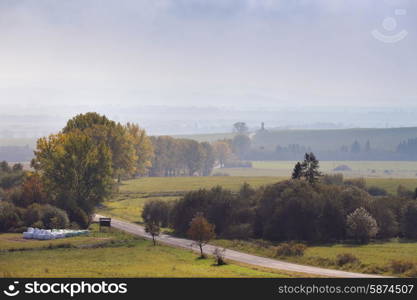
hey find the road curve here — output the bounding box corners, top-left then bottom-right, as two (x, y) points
(94, 214), (387, 278)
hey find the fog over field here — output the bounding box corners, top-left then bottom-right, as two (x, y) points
(0, 0), (416, 137)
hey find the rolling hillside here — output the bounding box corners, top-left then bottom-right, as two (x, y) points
(252, 127), (417, 152)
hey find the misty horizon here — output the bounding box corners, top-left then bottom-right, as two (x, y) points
(0, 0), (416, 110)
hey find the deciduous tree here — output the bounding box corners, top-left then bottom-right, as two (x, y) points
(346, 207), (378, 244)
(33, 131), (113, 227)
(187, 213), (216, 258)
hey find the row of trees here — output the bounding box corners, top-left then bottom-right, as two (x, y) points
(148, 133), (253, 177)
(149, 136), (215, 176)
(141, 168), (417, 245)
(0, 116), (253, 232)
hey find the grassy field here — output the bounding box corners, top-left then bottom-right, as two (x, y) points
(98, 176), (283, 223)
(0, 225), (300, 278)
(173, 132), (235, 142)
(220, 161), (417, 179)
(212, 239), (417, 277)
(95, 175), (417, 277)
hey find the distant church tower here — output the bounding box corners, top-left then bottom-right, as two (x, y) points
(261, 122), (265, 131)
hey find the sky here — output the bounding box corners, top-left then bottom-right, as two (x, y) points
(0, 0), (416, 109)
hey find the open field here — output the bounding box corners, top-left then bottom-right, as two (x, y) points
(212, 239), (417, 277)
(220, 161), (417, 179)
(98, 175), (417, 224)
(118, 176), (281, 195)
(0, 225), (298, 278)
(98, 176), (283, 223)
(174, 132), (235, 142)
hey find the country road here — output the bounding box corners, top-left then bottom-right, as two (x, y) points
(94, 214), (387, 278)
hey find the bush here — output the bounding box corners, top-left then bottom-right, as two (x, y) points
(223, 223), (253, 240)
(24, 203), (43, 226)
(142, 199), (171, 227)
(367, 186), (388, 197)
(41, 205), (70, 229)
(275, 242), (307, 257)
(344, 178), (366, 190)
(388, 260), (415, 274)
(69, 207), (90, 228)
(401, 202), (417, 239)
(0, 202), (22, 232)
(370, 199), (399, 239)
(6, 187), (25, 207)
(322, 174), (344, 185)
(335, 253), (360, 266)
(213, 247), (227, 266)
(346, 207), (378, 244)
(31, 220), (44, 229)
(404, 266), (417, 278)
(397, 185), (414, 198)
(333, 165), (352, 172)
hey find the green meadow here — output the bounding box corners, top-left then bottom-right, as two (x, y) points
(221, 161), (417, 179)
(0, 225), (299, 278)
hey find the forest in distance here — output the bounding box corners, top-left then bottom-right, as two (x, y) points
(3, 124), (417, 163)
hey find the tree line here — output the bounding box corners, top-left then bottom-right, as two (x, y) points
(149, 136), (215, 177)
(1, 113), (154, 231)
(141, 160), (417, 245)
(0, 113), (254, 232)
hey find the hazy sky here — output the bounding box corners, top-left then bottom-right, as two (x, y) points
(0, 0), (416, 109)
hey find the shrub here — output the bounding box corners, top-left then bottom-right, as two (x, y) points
(367, 186), (388, 197)
(401, 202), (417, 239)
(223, 223), (253, 240)
(0, 202), (22, 232)
(388, 260), (415, 274)
(335, 253), (360, 266)
(41, 205), (70, 229)
(69, 207), (90, 228)
(397, 185), (414, 198)
(346, 207), (378, 244)
(142, 199), (171, 227)
(322, 174), (344, 185)
(31, 220), (44, 229)
(69, 222), (80, 229)
(6, 187), (25, 207)
(404, 266), (417, 278)
(275, 242), (307, 257)
(333, 165), (352, 172)
(370, 200), (399, 239)
(213, 247), (227, 266)
(24, 204), (43, 226)
(344, 178), (366, 190)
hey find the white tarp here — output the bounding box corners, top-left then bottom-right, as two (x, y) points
(22, 228), (89, 240)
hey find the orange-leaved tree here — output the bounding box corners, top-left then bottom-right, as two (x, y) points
(187, 213), (216, 258)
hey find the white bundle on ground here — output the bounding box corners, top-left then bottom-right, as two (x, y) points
(22, 227), (89, 240)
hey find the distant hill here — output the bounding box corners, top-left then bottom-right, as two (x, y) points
(252, 127), (417, 152)
(4, 127), (417, 162)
